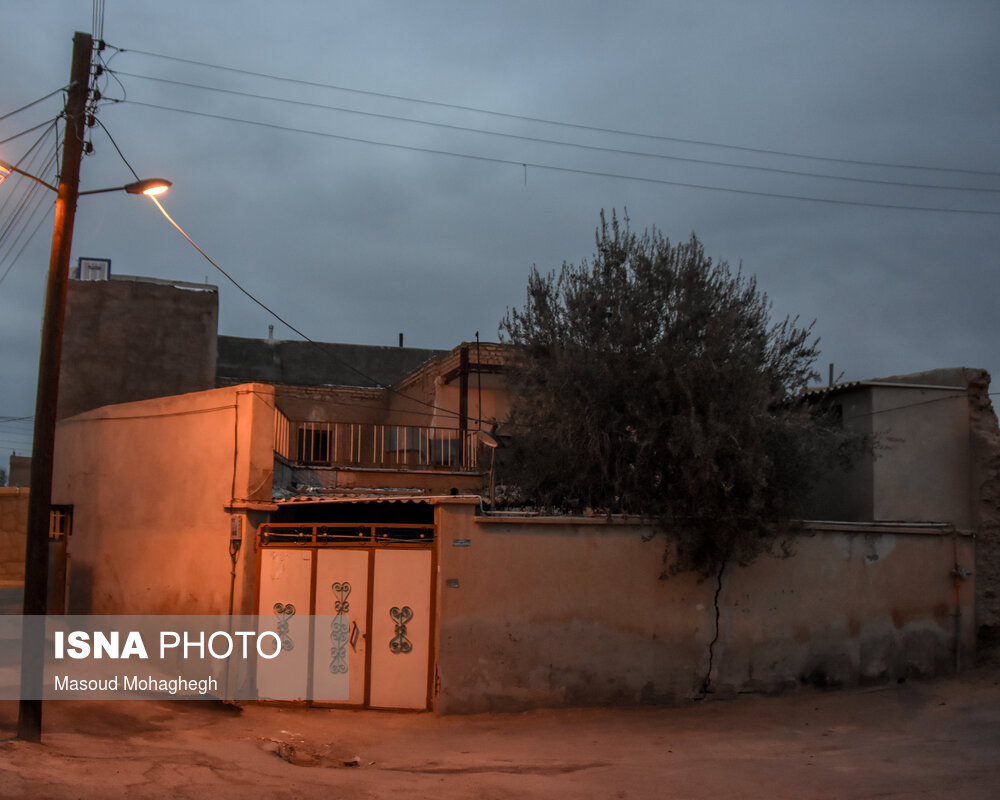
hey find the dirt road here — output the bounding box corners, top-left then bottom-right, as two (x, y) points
(1, 668), (998, 799)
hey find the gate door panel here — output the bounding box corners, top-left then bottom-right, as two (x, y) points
(368, 548), (433, 710)
(257, 548), (312, 701)
(312, 549), (369, 705)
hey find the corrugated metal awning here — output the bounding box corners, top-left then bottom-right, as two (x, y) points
(273, 492), (481, 506)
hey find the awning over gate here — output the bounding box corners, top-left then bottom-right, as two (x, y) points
(272, 493), (481, 506)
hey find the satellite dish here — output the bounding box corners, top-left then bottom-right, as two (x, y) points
(476, 429), (499, 448)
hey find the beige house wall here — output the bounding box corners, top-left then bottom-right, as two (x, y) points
(869, 386), (973, 526)
(0, 488), (29, 584)
(52, 384), (276, 615)
(433, 504), (974, 713)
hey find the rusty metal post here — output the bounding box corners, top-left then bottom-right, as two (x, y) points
(458, 346), (469, 468)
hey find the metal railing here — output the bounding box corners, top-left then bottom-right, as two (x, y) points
(260, 522), (435, 545)
(274, 408), (480, 470)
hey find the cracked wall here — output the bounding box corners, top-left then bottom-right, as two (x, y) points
(433, 506), (973, 712)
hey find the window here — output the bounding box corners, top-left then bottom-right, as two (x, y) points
(50, 506), (73, 540)
(297, 425), (331, 463)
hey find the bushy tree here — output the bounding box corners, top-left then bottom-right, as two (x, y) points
(499, 210), (850, 577)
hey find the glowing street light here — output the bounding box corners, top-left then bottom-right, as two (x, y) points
(0, 159), (171, 197)
(2, 161), (172, 198)
(124, 178), (172, 196)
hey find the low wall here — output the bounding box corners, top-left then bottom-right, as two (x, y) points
(0, 488), (28, 584)
(433, 504), (975, 713)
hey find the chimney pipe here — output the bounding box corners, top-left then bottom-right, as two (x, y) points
(399, 332), (404, 348)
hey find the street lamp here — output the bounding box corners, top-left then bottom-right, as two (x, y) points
(123, 178), (171, 196)
(0, 161), (171, 197)
(1, 32), (171, 743)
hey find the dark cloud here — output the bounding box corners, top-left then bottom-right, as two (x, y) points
(1, 1), (999, 455)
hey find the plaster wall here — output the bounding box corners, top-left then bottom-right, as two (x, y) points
(716, 524), (975, 691)
(58, 276), (218, 420)
(52, 384), (275, 615)
(870, 387), (971, 526)
(434, 505), (708, 713)
(274, 385), (388, 425)
(7, 455), (31, 488)
(429, 378), (509, 430)
(433, 505), (973, 713)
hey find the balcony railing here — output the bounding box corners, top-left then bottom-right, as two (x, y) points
(274, 409), (481, 470)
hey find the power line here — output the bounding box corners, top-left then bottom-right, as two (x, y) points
(118, 46), (1000, 179)
(91, 117), (140, 180)
(0, 123), (59, 287)
(92, 0), (105, 43)
(125, 99), (1000, 217)
(146, 196), (474, 424)
(0, 117), (62, 147)
(0, 88), (66, 124)
(114, 70), (1000, 195)
(0, 198), (54, 289)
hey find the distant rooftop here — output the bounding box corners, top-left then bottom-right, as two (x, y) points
(216, 335), (449, 389)
(801, 366), (984, 400)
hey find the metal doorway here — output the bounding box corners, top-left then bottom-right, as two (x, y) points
(255, 522), (435, 710)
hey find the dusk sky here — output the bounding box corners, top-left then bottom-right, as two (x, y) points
(1, 1), (998, 456)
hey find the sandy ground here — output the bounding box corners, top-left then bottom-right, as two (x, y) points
(1, 668), (998, 799)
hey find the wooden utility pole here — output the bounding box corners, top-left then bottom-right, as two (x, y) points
(18, 30), (93, 743)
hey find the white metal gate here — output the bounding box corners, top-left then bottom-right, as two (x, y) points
(255, 523), (434, 710)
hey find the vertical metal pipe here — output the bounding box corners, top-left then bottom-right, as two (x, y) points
(458, 346), (469, 467)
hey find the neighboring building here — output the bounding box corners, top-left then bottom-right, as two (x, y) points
(804, 367), (1000, 637)
(52, 337), (514, 711)
(57, 272), (219, 419)
(216, 334), (449, 389)
(7, 454), (30, 488)
(805, 367), (997, 528)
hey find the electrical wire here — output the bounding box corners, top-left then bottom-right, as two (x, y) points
(92, 0), (105, 44)
(125, 100), (1000, 217)
(0, 118), (62, 147)
(114, 70), (1000, 195)
(117, 46), (1000, 179)
(91, 117), (140, 180)
(146, 195), (472, 423)
(0, 123), (58, 233)
(0, 124), (59, 287)
(0, 199), (54, 289)
(0, 88), (66, 124)
(0, 198), (55, 284)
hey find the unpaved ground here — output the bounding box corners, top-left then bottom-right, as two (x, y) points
(1, 668), (999, 799)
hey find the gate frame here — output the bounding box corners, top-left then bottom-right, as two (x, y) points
(254, 521), (438, 711)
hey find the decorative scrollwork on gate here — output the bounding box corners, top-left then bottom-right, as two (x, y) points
(273, 602), (296, 651)
(332, 581), (351, 614)
(329, 581), (352, 675)
(389, 605), (413, 654)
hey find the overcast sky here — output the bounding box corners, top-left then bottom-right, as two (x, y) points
(1, 1), (999, 455)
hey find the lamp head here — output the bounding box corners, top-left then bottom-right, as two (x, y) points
(124, 178), (171, 196)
